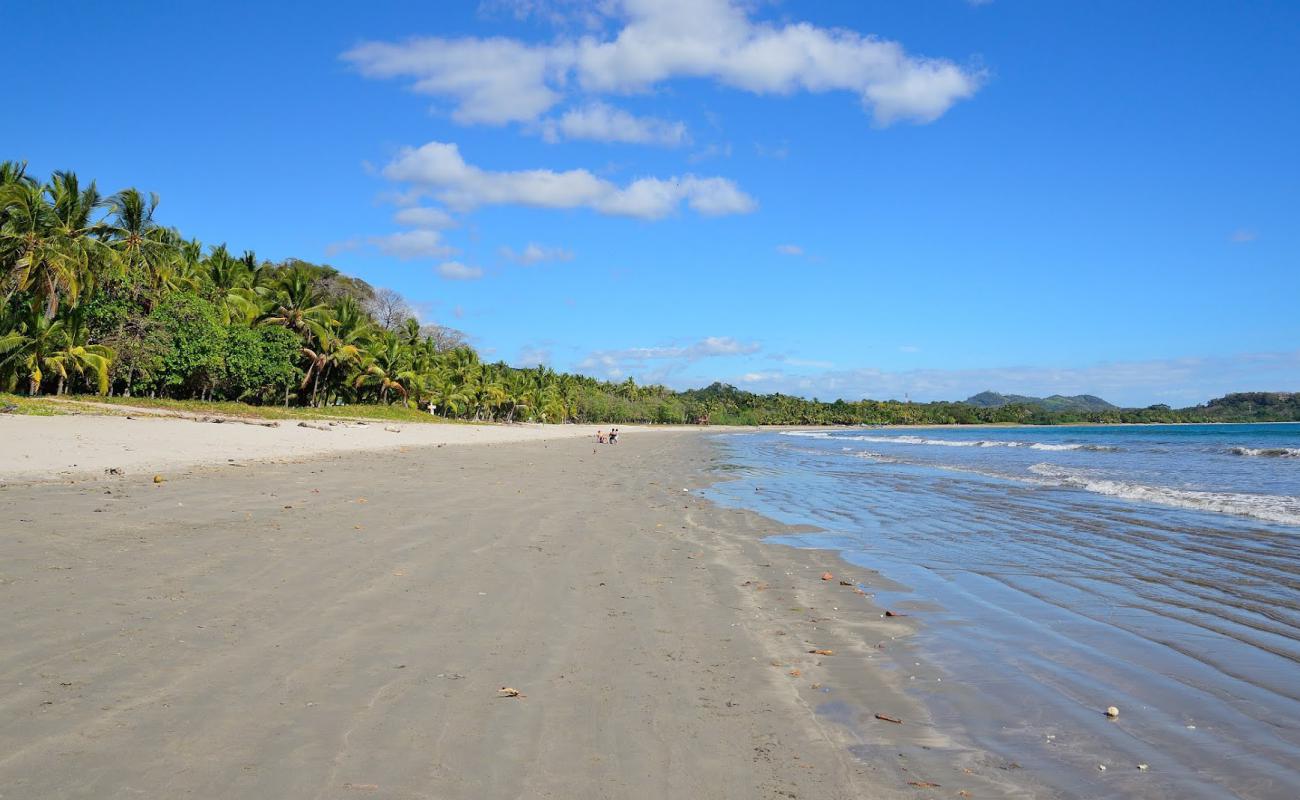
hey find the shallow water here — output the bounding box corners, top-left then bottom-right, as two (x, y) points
(706, 423), (1300, 799)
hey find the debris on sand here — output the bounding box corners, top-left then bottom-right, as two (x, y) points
(498, 687), (523, 697)
(809, 649), (834, 656)
(152, 474), (165, 484)
(1105, 705), (1120, 718)
(820, 572), (834, 581)
(874, 713), (903, 724)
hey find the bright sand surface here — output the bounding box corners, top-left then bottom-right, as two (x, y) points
(0, 411), (678, 483)
(0, 420), (1043, 798)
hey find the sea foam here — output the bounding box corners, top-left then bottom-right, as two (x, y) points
(1027, 464), (1300, 526)
(781, 431), (1115, 452)
(1230, 447), (1300, 458)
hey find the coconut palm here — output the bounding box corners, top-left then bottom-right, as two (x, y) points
(300, 302), (369, 407)
(354, 331), (413, 404)
(0, 302), (69, 394)
(104, 188), (178, 299)
(262, 267), (327, 338)
(47, 171), (114, 300)
(46, 308), (113, 394)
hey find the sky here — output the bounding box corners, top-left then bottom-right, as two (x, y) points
(3, 0), (1297, 406)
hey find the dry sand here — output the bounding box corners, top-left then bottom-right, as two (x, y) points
(0, 425), (1042, 798)
(0, 411), (673, 483)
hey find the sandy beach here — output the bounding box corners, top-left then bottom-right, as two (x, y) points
(0, 411), (685, 483)
(0, 421), (1041, 799)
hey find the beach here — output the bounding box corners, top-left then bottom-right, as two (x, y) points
(0, 422), (1039, 799)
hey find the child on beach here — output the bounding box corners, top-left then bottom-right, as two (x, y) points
(597, 430), (606, 444)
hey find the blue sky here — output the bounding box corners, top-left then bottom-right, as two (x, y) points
(4, 0), (1297, 406)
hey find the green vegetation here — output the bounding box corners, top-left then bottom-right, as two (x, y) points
(676, 384), (1300, 425)
(3, 161), (1295, 427)
(0, 161), (689, 423)
(963, 391), (1118, 413)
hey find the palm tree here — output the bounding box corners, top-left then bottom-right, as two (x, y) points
(204, 244), (260, 323)
(300, 307), (368, 407)
(0, 302), (69, 394)
(47, 171), (114, 302)
(104, 188), (177, 299)
(47, 308), (113, 394)
(0, 181), (82, 317)
(424, 369), (468, 418)
(262, 268), (326, 338)
(354, 331), (412, 404)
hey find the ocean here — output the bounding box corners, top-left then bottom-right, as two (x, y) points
(706, 423), (1300, 799)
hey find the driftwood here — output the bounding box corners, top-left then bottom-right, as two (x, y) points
(875, 713), (903, 724)
(297, 421), (332, 431)
(198, 415), (279, 428)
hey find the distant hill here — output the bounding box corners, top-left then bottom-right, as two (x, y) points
(964, 391), (1119, 412)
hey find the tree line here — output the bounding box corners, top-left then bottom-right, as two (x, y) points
(3, 161), (1293, 425)
(0, 161), (693, 422)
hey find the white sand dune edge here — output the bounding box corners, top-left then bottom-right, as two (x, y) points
(0, 414), (688, 482)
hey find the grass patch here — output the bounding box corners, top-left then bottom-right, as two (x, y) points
(0, 393), (72, 416)
(60, 395), (454, 424)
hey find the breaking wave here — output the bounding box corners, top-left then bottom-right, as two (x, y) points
(1231, 447), (1300, 458)
(781, 431), (1116, 452)
(1027, 464), (1300, 526)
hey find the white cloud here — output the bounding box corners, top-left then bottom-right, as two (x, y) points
(687, 142), (732, 163)
(775, 244), (803, 256)
(368, 229), (456, 259)
(578, 335), (760, 379)
(394, 206), (456, 229)
(500, 242), (575, 264)
(540, 102), (689, 146)
(343, 37), (563, 124)
(344, 0), (983, 129)
(437, 260), (484, 280)
(515, 345), (553, 366)
(324, 237), (361, 256)
(383, 140), (755, 219)
(1231, 228), (1258, 243)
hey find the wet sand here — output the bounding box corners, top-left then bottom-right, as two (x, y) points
(0, 431), (1041, 798)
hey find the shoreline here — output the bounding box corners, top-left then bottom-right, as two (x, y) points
(0, 428), (1041, 797)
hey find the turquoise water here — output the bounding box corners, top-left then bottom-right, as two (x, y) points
(707, 423), (1300, 799)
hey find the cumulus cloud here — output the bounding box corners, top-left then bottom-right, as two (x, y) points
(368, 229), (456, 259)
(578, 335), (760, 379)
(500, 242), (575, 264)
(540, 102), (689, 146)
(383, 141), (756, 219)
(394, 206), (457, 229)
(775, 244), (803, 256)
(344, 0), (983, 128)
(437, 260), (484, 280)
